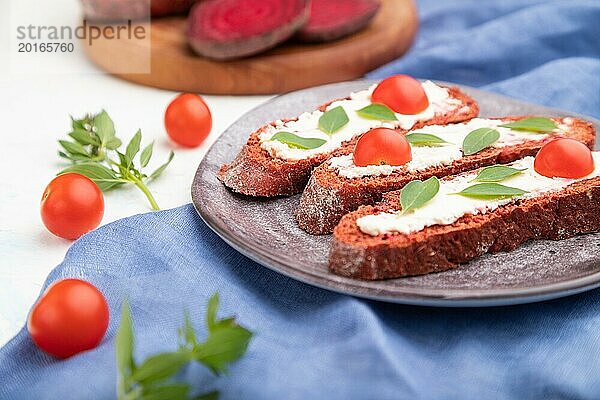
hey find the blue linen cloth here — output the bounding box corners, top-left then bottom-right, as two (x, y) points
(1, 1), (600, 399)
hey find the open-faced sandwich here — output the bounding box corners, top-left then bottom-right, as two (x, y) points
(329, 138), (600, 280)
(218, 75), (478, 196)
(296, 116), (596, 234)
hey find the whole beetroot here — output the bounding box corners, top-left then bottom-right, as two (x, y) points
(297, 0), (381, 43)
(151, 0), (198, 17)
(81, 0), (198, 21)
(187, 0), (310, 60)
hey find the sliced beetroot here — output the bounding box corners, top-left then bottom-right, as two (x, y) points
(81, 0), (198, 21)
(297, 0), (381, 43)
(187, 0), (310, 60)
(151, 0), (198, 17)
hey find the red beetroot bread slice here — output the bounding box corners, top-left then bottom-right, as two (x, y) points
(81, 0), (197, 21)
(218, 84), (478, 197)
(187, 0), (310, 60)
(330, 156), (600, 280)
(296, 0), (381, 43)
(296, 117), (596, 235)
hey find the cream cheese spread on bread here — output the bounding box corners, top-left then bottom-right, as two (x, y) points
(259, 81), (462, 161)
(356, 153), (600, 236)
(329, 118), (573, 179)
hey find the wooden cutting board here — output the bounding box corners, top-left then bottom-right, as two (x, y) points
(83, 0), (418, 95)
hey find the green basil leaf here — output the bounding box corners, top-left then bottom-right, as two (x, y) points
(270, 132), (326, 150)
(206, 293), (219, 332)
(106, 137), (123, 150)
(193, 325), (253, 375)
(126, 130), (142, 168)
(192, 293), (253, 375)
(93, 110), (116, 145)
(462, 128), (500, 156)
(192, 391), (220, 400)
(472, 165), (526, 182)
(178, 311), (198, 348)
(214, 317), (236, 329)
(117, 151), (128, 167)
(140, 142), (154, 168)
(68, 129), (100, 146)
(149, 151), (175, 180)
(58, 151), (90, 162)
(141, 383), (190, 400)
(116, 300), (135, 398)
(356, 103), (398, 121)
(207, 294), (240, 331)
(318, 106), (349, 135)
(499, 117), (557, 133)
(456, 183), (528, 198)
(71, 116), (87, 131)
(400, 176), (440, 213)
(131, 351), (191, 385)
(206, 295), (236, 333)
(59, 140), (89, 157)
(59, 163), (125, 191)
(405, 133), (448, 146)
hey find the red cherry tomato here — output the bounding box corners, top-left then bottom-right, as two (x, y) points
(165, 93), (212, 148)
(534, 138), (595, 179)
(27, 279), (109, 359)
(353, 128), (412, 167)
(371, 75), (429, 115)
(41, 173), (104, 240)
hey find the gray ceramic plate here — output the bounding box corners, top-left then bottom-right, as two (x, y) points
(192, 80), (600, 307)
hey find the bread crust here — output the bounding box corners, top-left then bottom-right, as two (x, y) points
(218, 87), (478, 197)
(297, 117), (596, 234)
(329, 173), (600, 280)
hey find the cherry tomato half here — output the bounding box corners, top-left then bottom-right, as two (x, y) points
(27, 279), (109, 359)
(165, 93), (212, 148)
(534, 138), (595, 179)
(353, 128), (412, 167)
(41, 173), (104, 240)
(371, 75), (429, 115)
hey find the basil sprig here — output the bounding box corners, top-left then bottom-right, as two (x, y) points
(455, 183), (527, 199)
(270, 131), (326, 150)
(472, 165), (526, 182)
(462, 127), (500, 156)
(405, 133), (448, 146)
(58, 111), (174, 210)
(356, 103), (398, 121)
(499, 117), (557, 133)
(319, 106), (349, 135)
(116, 294), (252, 400)
(400, 176), (440, 213)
